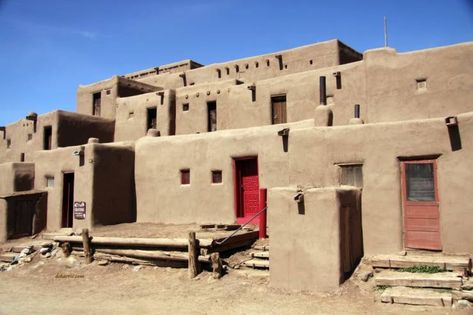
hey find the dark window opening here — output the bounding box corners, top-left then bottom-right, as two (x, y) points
(271, 95), (287, 124)
(27, 133), (32, 141)
(275, 55), (283, 70)
(225, 67), (230, 75)
(245, 64), (249, 69)
(43, 126), (52, 150)
(334, 72), (342, 89)
(212, 170), (222, 184)
(266, 60), (270, 67)
(207, 101), (217, 132)
(6, 139), (11, 148)
(147, 107), (157, 130)
(92, 92), (101, 116)
(235, 65), (240, 73)
(180, 169), (190, 185)
(255, 61), (259, 68)
(216, 69), (221, 78)
(339, 164), (363, 188)
(309, 59), (313, 65)
(182, 103), (189, 111)
(20, 153), (25, 162)
(406, 163), (435, 201)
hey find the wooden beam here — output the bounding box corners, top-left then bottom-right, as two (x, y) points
(82, 228), (93, 264)
(188, 231), (200, 278)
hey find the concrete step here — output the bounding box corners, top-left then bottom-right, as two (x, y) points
(381, 287), (452, 307)
(252, 245), (269, 251)
(251, 251), (269, 259)
(375, 271), (463, 289)
(369, 254), (471, 274)
(243, 259), (269, 269)
(0, 252), (17, 263)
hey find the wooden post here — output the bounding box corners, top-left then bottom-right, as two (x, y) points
(82, 228), (93, 264)
(188, 231), (200, 278)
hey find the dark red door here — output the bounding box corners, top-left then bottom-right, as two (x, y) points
(235, 158), (259, 224)
(401, 160), (441, 250)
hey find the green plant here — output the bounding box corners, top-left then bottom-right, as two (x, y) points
(374, 285), (388, 292)
(397, 265), (445, 273)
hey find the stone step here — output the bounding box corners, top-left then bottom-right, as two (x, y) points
(251, 251), (269, 259)
(243, 259), (269, 269)
(0, 252), (17, 263)
(252, 245), (269, 251)
(369, 254), (471, 274)
(381, 287), (452, 307)
(375, 271), (463, 289)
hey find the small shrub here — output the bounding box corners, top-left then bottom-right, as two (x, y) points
(397, 265), (445, 273)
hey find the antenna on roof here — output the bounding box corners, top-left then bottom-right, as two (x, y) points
(384, 16), (388, 48)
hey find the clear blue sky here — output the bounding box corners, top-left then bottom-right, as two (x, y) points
(0, 0), (472, 125)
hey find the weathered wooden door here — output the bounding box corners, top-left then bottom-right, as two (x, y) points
(62, 172), (75, 228)
(271, 95), (287, 124)
(235, 158), (259, 223)
(401, 160), (441, 250)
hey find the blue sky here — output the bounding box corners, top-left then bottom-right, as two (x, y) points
(0, 0), (472, 125)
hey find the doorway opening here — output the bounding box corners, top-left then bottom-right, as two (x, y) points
(92, 92), (101, 116)
(271, 95), (287, 124)
(61, 172), (75, 228)
(147, 107), (157, 131)
(43, 126), (52, 150)
(207, 101), (217, 132)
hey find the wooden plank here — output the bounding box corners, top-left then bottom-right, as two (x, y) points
(252, 245), (270, 251)
(243, 259), (269, 269)
(375, 271), (462, 289)
(251, 251), (269, 259)
(381, 287), (452, 307)
(0, 252), (17, 263)
(93, 248), (210, 263)
(369, 254), (471, 272)
(54, 235), (213, 248)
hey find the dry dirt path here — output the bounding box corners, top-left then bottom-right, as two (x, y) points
(0, 256), (470, 315)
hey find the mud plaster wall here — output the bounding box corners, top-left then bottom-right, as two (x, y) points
(115, 90), (176, 141)
(0, 163), (34, 195)
(269, 187), (361, 292)
(135, 120), (314, 224)
(288, 112), (473, 255)
(91, 143), (136, 226)
(33, 145), (94, 231)
(76, 77), (119, 120)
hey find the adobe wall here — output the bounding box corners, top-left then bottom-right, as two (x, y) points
(0, 163), (34, 194)
(0, 199), (7, 242)
(0, 111), (114, 163)
(115, 90), (176, 141)
(288, 112), (473, 255)
(91, 143), (136, 226)
(135, 120), (314, 224)
(269, 187), (361, 292)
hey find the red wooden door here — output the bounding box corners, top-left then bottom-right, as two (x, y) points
(401, 160), (441, 250)
(235, 158), (259, 224)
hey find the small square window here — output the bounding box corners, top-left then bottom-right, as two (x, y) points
(182, 103), (189, 111)
(46, 176), (54, 188)
(416, 79), (427, 91)
(128, 111), (134, 119)
(6, 139), (11, 148)
(339, 164), (363, 188)
(27, 133), (33, 141)
(211, 170), (222, 184)
(180, 169), (190, 185)
(106, 89), (111, 95)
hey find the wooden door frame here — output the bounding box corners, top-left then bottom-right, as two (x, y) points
(400, 159), (441, 250)
(232, 156), (259, 221)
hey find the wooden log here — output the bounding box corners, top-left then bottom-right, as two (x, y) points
(82, 228), (93, 264)
(188, 231), (200, 278)
(53, 235), (213, 248)
(210, 252), (223, 279)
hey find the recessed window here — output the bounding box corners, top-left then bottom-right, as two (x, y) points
(216, 69), (221, 79)
(27, 133), (33, 141)
(416, 79), (427, 91)
(266, 60), (270, 67)
(106, 89), (111, 95)
(128, 111), (134, 119)
(255, 61), (259, 68)
(182, 103), (189, 111)
(211, 170), (222, 184)
(43, 126), (52, 150)
(147, 107), (157, 131)
(225, 67), (230, 75)
(245, 64), (249, 69)
(20, 153), (25, 162)
(180, 169), (190, 185)
(7, 138), (11, 148)
(46, 176), (54, 188)
(339, 164), (363, 188)
(235, 65), (240, 73)
(309, 59), (313, 65)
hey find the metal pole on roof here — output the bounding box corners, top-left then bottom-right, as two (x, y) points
(384, 16), (388, 48)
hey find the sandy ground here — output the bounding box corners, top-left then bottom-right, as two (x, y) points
(0, 252), (471, 315)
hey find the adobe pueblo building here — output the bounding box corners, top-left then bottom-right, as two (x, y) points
(1, 39), (473, 293)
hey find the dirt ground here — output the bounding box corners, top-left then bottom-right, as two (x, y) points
(0, 252), (471, 315)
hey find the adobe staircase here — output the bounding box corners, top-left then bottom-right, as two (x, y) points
(368, 253), (473, 307)
(242, 244), (270, 273)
